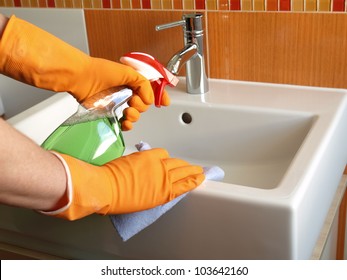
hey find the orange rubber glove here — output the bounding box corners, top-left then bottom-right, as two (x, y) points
(0, 15), (169, 130)
(42, 149), (205, 220)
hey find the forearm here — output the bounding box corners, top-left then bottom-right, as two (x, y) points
(0, 118), (68, 211)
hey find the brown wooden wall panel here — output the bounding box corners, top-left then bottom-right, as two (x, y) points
(208, 12), (347, 88)
(85, 10), (347, 89)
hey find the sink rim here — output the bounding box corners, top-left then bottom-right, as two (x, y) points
(7, 92), (79, 145)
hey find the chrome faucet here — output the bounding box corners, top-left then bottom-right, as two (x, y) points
(156, 13), (209, 94)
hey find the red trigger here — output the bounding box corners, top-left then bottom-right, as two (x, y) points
(151, 79), (169, 108)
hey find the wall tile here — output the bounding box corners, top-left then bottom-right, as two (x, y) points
(142, 0), (151, 8)
(151, 0), (161, 9)
(183, 0), (194, 9)
(131, 0), (141, 8)
(218, 0), (229, 10)
(254, 0), (265, 10)
(305, 0), (317, 11)
(173, 0), (183, 9)
(318, 0), (331, 11)
(241, 0), (253, 10)
(266, 0), (278, 10)
(121, 0), (131, 8)
(206, 0), (216, 9)
(292, 0), (304, 11)
(162, 0), (173, 9)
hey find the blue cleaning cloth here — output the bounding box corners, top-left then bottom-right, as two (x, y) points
(110, 142), (225, 242)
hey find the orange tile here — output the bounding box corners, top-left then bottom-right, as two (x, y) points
(92, 0), (102, 8)
(54, 0), (64, 7)
(151, 0), (161, 9)
(183, 0), (194, 9)
(305, 0), (317, 10)
(292, 0), (304, 11)
(218, 0), (229, 10)
(318, 0), (331, 10)
(254, 0), (265, 10)
(112, 0), (121, 8)
(38, 0), (47, 7)
(121, 0), (131, 8)
(30, 0), (40, 7)
(173, 0), (183, 9)
(3, 0), (14, 7)
(65, 0), (74, 8)
(76, 0), (84, 7)
(266, 0), (278, 10)
(206, 0), (217, 9)
(83, 0), (92, 7)
(131, 0), (141, 8)
(21, 0), (30, 7)
(162, 0), (173, 9)
(241, 0), (252, 10)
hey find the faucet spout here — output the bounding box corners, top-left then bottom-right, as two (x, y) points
(166, 43), (197, 75)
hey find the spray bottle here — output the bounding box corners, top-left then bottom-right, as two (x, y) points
(41, 52), (178, 166)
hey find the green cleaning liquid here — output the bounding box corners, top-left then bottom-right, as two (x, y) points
(42, 117), (125, 166)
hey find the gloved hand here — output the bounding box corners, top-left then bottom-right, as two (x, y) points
(0, 15), (169, 130)
(42, 148), (205, 220)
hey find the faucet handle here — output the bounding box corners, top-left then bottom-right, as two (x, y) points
(155, 20), (185, 31)
(156, 13), (204, 34)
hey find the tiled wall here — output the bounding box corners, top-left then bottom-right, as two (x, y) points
(0, 0), (347, 11)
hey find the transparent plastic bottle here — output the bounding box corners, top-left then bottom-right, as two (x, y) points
(41, 87), (131, 166)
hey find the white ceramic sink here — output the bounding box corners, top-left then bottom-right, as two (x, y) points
(1, 78), (347, 260)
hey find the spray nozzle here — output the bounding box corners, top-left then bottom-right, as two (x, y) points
(120, 52), (179, 107)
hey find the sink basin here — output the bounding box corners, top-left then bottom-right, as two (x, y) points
(125, 96), (314, 189)
(1, 78), (347, 259)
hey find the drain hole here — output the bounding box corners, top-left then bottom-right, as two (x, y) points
(181, 112), (192, 124)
